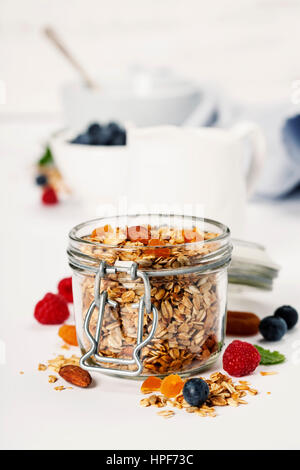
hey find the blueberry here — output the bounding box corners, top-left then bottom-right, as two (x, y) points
(259, 316), (287, 341)
(107, 121), (120, 135)
(71, 133), (91, 145)
(89, 130), (104, 145)
(111, 129), (126, 146)
(274, 305), (298, 329)
(87, 123), (102, 137)
(182, 378), (209, 407)
(95, 127), (114, 145)
(71, 122), (126, 146)
(35, 174), (48, 186)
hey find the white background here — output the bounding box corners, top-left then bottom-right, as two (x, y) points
(1, 0), (300, 114)
(1, 0), (300, 450)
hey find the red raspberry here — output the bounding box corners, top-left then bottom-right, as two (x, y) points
(34, 293), (69, 324)
(42, 187), (58, 205)
(222, 340), (261, 377)
(58, 277), (73, 303)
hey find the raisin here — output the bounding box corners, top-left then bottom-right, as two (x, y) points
(160, 374), (184, 398)
(226, 311), (260, 336)
(141, 376), (162, 393)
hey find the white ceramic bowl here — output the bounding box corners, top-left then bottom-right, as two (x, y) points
(50, 129), (130, 205)
(61, 71), (201, 128)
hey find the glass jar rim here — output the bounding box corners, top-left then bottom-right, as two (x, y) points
(68, 214), (232, 275)
(69, 214), (230, 252)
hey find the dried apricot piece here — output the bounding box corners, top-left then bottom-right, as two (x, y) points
(160, 374), (184, 398)
(141, 376), (162, 393)
(226, 311), (260, 336)
(148, 238), (164, 246)
(183, 229), (203, 243)
(91, 224), (113, 238)
(127, 225), (150, 244)
(146, 239), (171, 258)
(58, 325), (78, 346)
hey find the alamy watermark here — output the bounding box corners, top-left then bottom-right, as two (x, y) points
(94, 196), (206, 231)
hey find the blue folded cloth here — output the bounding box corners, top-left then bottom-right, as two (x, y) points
(193, 95), (300, 198)
(252, 108), (300, 198)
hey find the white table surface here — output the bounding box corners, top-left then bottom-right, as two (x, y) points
(1, 121), (300, 450)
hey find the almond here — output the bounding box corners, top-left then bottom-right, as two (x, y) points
(59, 365), (92, 388)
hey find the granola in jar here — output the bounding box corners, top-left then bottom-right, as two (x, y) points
(68, 215), (232, 378)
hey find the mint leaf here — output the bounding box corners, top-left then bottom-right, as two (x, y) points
(38, 146), (54, 166)
(254, 345), (285, 365)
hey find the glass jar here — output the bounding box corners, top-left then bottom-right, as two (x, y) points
(68, 215), (232, 378)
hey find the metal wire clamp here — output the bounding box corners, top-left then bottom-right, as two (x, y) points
(80, 260), (159, 377)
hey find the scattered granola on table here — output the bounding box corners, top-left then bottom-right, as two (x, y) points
(260, 371), (278, 376)
(157, 410), (175, 419)
(139, 372), (259, 418)
(48, 375), (58, 383)
(47, 354), (80, 373)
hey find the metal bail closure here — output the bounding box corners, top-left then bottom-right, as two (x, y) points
(80, 260), (158, 377)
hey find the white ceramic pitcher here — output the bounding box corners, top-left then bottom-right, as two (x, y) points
(127, 124), (266, 237)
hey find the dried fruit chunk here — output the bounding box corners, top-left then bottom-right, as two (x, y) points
(59, 365), (92, 388)
(141, 376), (162, 393)
(91, 224), (113, 238)
(183, 229), (203, 243)
(58, 325), (78, 346)
(127, 225), (150, 244)
(148, 238), (165, 246)
(146, 239), (170, 258)
(226, 311), (260, 336)
(160, 374), (184, 398)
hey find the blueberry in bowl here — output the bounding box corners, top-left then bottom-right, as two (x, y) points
(71, 133), (91, 145)
(70, 121), (126, 146)
(49, 126), (129, 204)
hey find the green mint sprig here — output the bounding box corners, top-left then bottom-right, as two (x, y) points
(38, 146), (54, 166)
(254, 345), (285, 365)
